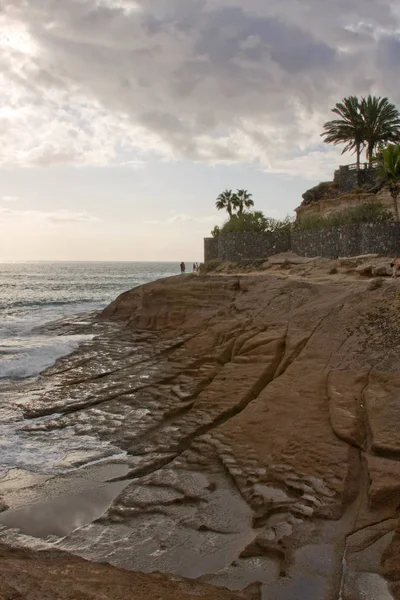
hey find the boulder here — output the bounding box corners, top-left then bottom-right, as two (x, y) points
(372, 264), (391, 277)
(356, 264), (373, 276)
(367, 278), (384, 291)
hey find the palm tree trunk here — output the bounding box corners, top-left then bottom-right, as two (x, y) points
(356, 145), (361, 185)
(368, 143), (374, 167)
(391, 186), (399, 221)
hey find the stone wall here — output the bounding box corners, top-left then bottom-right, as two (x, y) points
(333, 165), (378, 193)
(204, 222), (400, 262)
(204, 237), (219, 262)
(217, 231), (291, 261)
(291, 226), (361, 258)
(359, 222), (400, 255)
(204, 231), (291, 263)
(292, 223), (400, 258)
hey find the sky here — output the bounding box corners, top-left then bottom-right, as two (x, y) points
(1, 0), (400, 261)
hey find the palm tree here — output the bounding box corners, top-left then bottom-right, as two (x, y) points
(376, 143), (400, 220)
(360, 96), (400, 166)
(321, 96), (365, 171)
(215, 189), (236, 218)
(235, 189), (254, 217)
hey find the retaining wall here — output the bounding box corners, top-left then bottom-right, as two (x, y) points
(204, 222), (400, 262)
(217, 231), (290, 262)
(204, 237), (219, 262)
(333, 165), (378, 193)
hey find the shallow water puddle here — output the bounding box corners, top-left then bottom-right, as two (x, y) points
(0, 463), (131, 538)
(0, 480), (129, 538)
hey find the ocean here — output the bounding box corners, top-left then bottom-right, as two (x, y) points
(0, 261), (179, 380)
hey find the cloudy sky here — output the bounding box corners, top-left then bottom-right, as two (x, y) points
(1, 0), (399, 260)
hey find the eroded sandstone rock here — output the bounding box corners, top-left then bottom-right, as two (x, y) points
(2, 272), (400, 599)
(0, 543), (245, 600)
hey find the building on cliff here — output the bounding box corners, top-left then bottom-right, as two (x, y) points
(295, 163), (397, 222)
(333, 163), (378, 193)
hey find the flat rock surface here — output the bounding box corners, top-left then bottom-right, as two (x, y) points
(1, 268), (400, 599)
(0, 543), (247, 600)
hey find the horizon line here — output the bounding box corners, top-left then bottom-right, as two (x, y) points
(0, 259), (201, 263)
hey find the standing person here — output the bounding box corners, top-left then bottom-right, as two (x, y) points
(180, 262), (184, 274)
(391, 257), (399, 278)
(193, 262), (196, 273)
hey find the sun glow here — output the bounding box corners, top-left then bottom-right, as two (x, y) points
(0, 16), (39, 57)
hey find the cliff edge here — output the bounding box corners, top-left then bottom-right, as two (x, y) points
(101, 267), (400, 598)
(1, 265), (400, 599)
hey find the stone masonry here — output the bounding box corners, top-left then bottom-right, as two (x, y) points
(204, 222), (400, 262)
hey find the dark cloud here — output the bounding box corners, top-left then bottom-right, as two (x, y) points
(194, 7), (336, 71)
(377, 34), (400, 68)
(1, 0), (400, 175)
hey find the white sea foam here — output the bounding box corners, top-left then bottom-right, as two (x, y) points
(0, 261), (178, 381)
(0, 333), (93, 379)
(0, 416), (125, 477)
(0, 262), (178, 478)
(0, 296), (97, 380)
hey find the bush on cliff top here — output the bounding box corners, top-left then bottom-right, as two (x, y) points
(294, 201), (393, 230)
(211, 212), (293, 236)
(301, 181), (340, 205)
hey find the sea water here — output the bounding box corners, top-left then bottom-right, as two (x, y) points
(0, 261), (181, 496)
(0, 261), (179, 380)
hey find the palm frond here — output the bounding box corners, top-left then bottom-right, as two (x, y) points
(321, 96), (365, 164)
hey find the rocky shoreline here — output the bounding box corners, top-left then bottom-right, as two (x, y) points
(1, 260), (400, 599)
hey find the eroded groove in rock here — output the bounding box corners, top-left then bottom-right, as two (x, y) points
(5, 273), (400, 599)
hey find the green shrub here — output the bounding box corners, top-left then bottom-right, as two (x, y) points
(302, 181), (339, 205)
(219, 211), (268, 234)
(264, 215), (293, 232)
(294, 202), (393, 231)
(344, 202), (393, 223)
(210, 212), (294, 236)
(294, 214), (326, 230)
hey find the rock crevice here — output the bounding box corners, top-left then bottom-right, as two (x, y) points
(2, 271), (400, 599)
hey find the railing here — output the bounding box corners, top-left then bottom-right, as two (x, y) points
(340, 163), (376, 171)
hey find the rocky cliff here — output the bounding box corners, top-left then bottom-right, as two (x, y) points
(296, 186), (396, 221)
(1, 265), (400, 600)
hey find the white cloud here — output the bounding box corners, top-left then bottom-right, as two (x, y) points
(0, 206), (99, 224)
(144, 213), (221, 225)
(0, 0), (399, 177)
